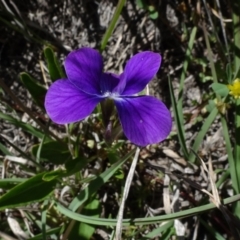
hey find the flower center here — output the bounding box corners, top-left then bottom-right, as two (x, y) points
(103, 91), (119, 99)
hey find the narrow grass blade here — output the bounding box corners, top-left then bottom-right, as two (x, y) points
(231, 0), (240, 217)
(56, 194), (240, 226)
(221, 117), (239, 193)
(140, 221), (174, 240)
(0, 142), (12, 155)
(41, 200), (48, 240)
(177, 26), (197, 127)
(0, 134), (41, 167)
(234, 100), (240, 191)
(0, 112), (44, 139)
(200, 218), (226, 240)
(221, 114), (240, 217)
(168, 76), (189, 158)
(188, 107), (218, 162)
(100, 0), (126, 52)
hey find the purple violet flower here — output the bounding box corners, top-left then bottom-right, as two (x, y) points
(45, 47), (172, 146)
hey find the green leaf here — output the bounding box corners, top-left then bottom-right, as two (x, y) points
(32, 141), (72, 164)
(149, 11), (158, 19)
(107, 149), (120, 163)
(199, 73), (213, 83)
(20, 72), (47, 109)
(211, 83), (229, 97)
(69, 199), (100, 239)
(28, 227), (62, 240)
(114, 169), (124, 180)
(0, 172), (57, 210)
(148, 5), (155, 12)
(42, 160), (89, 181)
(0, 178), (26, 190)
(44, 46), (64, 82)
(206, 99), (216, 112)
(43, 169), (66, 181)
(136, 0), (146, 9)
(64, 157), (89, 177)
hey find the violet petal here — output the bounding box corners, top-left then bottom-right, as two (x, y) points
(65, 47), (103, 95)
(45, 79), (102, 124)
(114, 96), (172, 146)
(100, 73), (120, 94)
(116, 52), (161, 95)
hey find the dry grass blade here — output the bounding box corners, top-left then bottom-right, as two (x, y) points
(0, 231), (17, 240)
(195, 151), (240, 238)
(7, 214), (29, 239)
(6, 156), (29, 165)
(163, 174), (171, 214)
(162, 148), (187, 166)
(115, 147), (141, 240)
(207, 156), (220, 206)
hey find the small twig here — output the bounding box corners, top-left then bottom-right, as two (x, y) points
(115, 147), (141, 240)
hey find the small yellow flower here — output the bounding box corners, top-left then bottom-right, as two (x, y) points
(228, 78), (240, 99)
